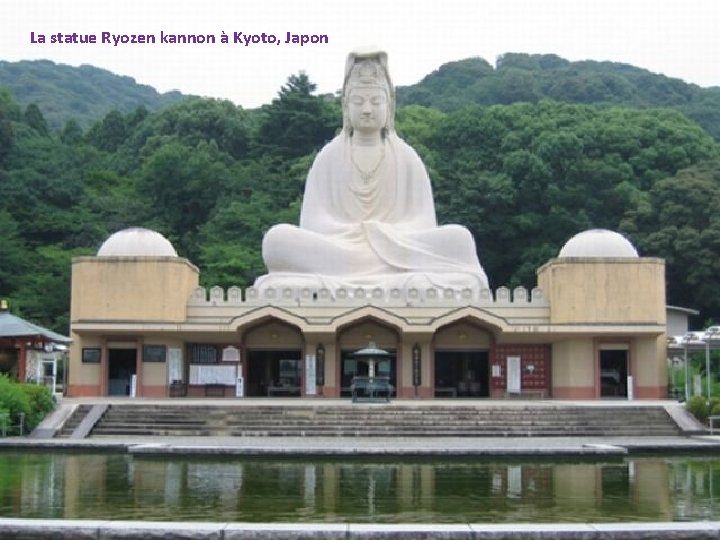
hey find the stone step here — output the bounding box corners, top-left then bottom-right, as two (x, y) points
(96, 421), (675, 430)
(99, 411), (673, 421)
(93, 425), (678, 435)
(100, 412), (672, 420)
(99, 406), (669, 412)
(91, 427), (679, 438)
(89, 404), (680, 438)
(100, 407), (657, 415)
(102, 424), (667, 432)
(54, 405), (94, 438)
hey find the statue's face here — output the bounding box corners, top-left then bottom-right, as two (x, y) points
(347, 87), (388, 135)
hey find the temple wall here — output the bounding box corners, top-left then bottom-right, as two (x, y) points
(633, 335), (668, 398)
(141, 362), (167, 397)
(191, 285), (548, 310)
(68, 333), (102, 389)
(66, 254), (668, 399)
(399, 341), (413, 394)
(71, 257), (199, 322)
(321, 340), (339, 397)
(551, 339), (595, 399)
(337, 322), (398, 351)
(537, 258), (665, 324)
(244, 322), (303, 348)
(434, 322), (492, 349)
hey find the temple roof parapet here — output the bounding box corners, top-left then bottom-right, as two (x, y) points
(188, 285), (547, 308)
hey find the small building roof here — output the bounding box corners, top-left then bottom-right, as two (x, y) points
(0, 311), (72, 343)
(667, 305), (700, 316)
(97, 227), (177, 257)
(558, 229), (639, 258)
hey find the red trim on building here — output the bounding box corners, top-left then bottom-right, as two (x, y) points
(322, 386), (341, 398)
(491, 344), (551, 394)
(141, 385), (168, 398)
(634, 386), (667, 399)
(186, 385), (234, 398)
(67, 384), (102, 397)
(398, 385), (432, 399)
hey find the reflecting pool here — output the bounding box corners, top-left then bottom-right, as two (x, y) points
(0, 453), (719, 523)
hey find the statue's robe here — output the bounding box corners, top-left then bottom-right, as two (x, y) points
(254, 133), (489, 291)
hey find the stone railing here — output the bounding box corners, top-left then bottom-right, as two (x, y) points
(188, 285), (547, 308)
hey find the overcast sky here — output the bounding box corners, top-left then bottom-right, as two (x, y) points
(3, 0), (719, 108)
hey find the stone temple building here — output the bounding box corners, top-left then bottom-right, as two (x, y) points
(67, 226), (667, 400)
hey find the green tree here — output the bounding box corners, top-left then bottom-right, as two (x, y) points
(24, 104), (48, 136)
(431, 102), (719, 288)
(0, 88), (17, 165)
(137, 138), (234, 259)
(0, 210), (28, 293)
(255, 73), (340, 158)
(624, 161), (720, 319)
(60, 119), (83, 145)
(198, 194), (301, 288)
(11, 245), (88, 333)
(133, 98), (251, 160)
(86, 110), (127, 152)
(395, 105), (445, 171)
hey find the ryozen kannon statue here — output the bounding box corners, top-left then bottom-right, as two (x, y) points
(254, 49), (489, 292)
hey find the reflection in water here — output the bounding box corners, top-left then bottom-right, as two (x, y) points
(0, 453), (718, 523)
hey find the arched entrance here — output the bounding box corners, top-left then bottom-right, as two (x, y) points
(244, 320), (304, 397)
(433, 322), (492, 398)
(337, 319), (399, 398)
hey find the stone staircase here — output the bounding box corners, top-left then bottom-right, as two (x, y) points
(86, 404), (681, 438)
(54, 404), (93, 438)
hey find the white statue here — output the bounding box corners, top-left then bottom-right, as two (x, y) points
(254, 49), (489, 292)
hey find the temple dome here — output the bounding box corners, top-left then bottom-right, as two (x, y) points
(558, 229), (639, 258)
(97, 227), (177, 257)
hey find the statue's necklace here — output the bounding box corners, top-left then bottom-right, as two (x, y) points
(351, 143), (385, 184)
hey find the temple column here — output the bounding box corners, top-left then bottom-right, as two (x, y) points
(135, 338), (143, 397)
(99, 337), (108, 396)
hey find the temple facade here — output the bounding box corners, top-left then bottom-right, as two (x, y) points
(67, 228), (668, 400)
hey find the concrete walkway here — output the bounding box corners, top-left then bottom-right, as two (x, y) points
(2, 518), (720, 540)
(3, 433), (720, 457)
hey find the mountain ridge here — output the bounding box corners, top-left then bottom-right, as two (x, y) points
(1, 53), (718, 139)
(0, 59), (188, 130)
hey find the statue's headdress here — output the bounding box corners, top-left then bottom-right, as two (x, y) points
(342, 48), (395, 135)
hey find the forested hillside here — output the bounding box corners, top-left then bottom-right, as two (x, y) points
(0, 60), (187, 130)
(1, 57), (720, 333)
(397, 53), (720, 141)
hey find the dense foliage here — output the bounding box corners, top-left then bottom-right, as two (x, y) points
(686, 395), (720, 425)
(0, 374), (55, 434)
(1, 55), (720, 334)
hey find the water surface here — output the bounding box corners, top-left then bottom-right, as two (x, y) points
(0, 452), (718, 523)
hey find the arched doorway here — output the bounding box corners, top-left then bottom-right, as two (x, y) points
(433, 322), (492, 398)
(244, 320), (304, 397)
(337, 319), (399, 398)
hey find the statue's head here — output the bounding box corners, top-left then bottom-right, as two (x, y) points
(342, 49), (395, 137)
